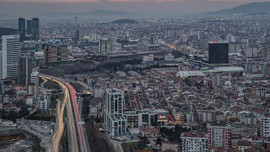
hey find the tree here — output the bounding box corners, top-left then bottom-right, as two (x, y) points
(156, 137), (162, 146)
(137, 137), (149, 150)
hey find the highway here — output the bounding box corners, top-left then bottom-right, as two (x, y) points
(66, 82), (89, 152)
(40, 75), (79, 152)
(40, 74), (89, 152)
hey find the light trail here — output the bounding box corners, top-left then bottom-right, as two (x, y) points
(40, 75), (89, 152)
(40, 75), (79, 152)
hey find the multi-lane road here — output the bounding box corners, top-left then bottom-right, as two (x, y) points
(40, 75), (89, 152)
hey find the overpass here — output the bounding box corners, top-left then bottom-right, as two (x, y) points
(40, 75), (89, 152)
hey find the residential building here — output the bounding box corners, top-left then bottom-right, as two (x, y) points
(38, 92), (51, 110)
(30, 71), (39, 99)
(261, 114), (270, 137)
(139, 128), (160, 138)
(180, 131), (208, 152)
(44, 45), (68, 64)
(99, 38), (110, 54)
(207, 122), (231, 150)
(237, 140), (252, 152)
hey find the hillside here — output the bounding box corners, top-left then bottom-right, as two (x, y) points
(209, 2), (270, 15)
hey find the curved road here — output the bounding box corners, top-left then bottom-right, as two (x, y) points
(40, 75), (79, 152)
(40, 75), (89, 152)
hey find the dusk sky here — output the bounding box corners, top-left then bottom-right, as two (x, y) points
(0, 0), (269, 17)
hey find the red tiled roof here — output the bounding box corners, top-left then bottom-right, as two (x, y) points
(237, 140), (251, 146)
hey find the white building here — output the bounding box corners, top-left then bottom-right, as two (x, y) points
(143, 54), (154, 62)
(261, 114), (270, 137)
(94, 87), (105, 98)
(207, 122), (231, 150)
(245, 48), (258, 58)
(89, 32), (100, 43)
(227, 34), (236, 43)
(30, 71), (39, 99)
(1, 35), (20, 79)
(180, 131), (208, 152)
(109, 37), (121, 53)
(38, 93), (51, 110)
(164, 53), (174, 61)
(104, 88), (127, 137)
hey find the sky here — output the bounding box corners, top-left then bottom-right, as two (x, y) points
(0, 0), (269, 17)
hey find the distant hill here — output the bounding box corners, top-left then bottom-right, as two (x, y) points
(111, 19), (138, 24)
(209, 2), (270, 15)
(46, 10), (133, 17)
(86, 10), (132, 16)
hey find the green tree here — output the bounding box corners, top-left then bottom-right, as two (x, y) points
(137, 137), (149, 150)
(156, 137), (162, 146)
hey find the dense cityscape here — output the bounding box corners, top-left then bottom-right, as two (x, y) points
(1, 1), (270, 152)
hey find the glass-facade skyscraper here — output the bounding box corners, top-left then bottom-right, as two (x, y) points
(31, 18), (39, 40)
(208, 42), (229, 64)
(18, 18), (25, 42)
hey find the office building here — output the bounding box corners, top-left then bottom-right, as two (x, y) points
(44, 45), (68, 64)
(125, 110), (157, 128)
(1, 35), (20, 79)
(180, 131), (208, 152)
(208, 42), (229, 64)
(99, 38), (110, 54)
(17, 53), (33, 85)
(31, 18), (39, 40)
(261, 114), (270, 137)
(27, 20), (32, 35)
(18, 18), (26, 42)
(104, 88), (127, 137)
(207, 122), (231, 150)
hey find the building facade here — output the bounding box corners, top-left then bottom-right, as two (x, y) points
(44, 45), (68, 64)
(18, 18), (26, 42)
(104, 88), (127, 137)
(99, 38), (110, 54)
(262, 114), (270, 137)
(207, 122), (231, 150)
(31, 18), (39, 40)
(17, 54), (33, 85)
(208, 42), (229, 64)
(180, 131), (208, 152)
(1, 35), (20, 79)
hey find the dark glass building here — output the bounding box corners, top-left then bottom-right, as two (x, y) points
(17, 54), (33, 85)
(27, 20), (32, 35)
(208, 42), (229, 64)
(31, 18), (39, 40)
(18, 18), (26, 42)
